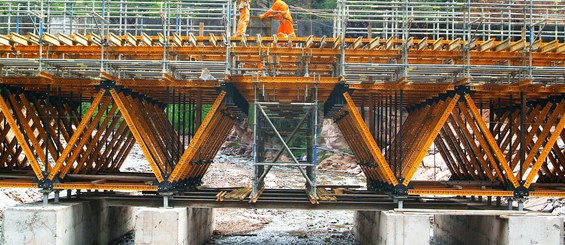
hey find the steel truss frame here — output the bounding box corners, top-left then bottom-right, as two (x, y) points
(326, 84), (565, 200)
(0, 81), (242, 198)
(251, 75), (320, 203)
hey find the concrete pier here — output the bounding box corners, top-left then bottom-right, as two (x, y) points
(135, 207), (214, 245)
(353, 210), (431, 245)
(433, 212), (563, 245)
(2, 199), (134, 245)
(354, 210), (563, 245)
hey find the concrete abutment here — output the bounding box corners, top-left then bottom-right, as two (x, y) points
(2, 199), (215, 245)
(2, 198), (134, 245)
(354, 210), (564, 245)
(134, 207), (214, 245)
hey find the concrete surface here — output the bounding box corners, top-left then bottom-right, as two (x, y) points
(433, 213), (564, 245)
(2, 198), (134, 245)
(353, 210), (431, 245)
(135, 207), (214, 245)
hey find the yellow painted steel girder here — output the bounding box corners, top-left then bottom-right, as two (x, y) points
(53, 183), (158, 191)
(0, 93), (45, 180)
(524, 101), (565, 188)
(343, 92), (398, 186)
(402, 95), (459, 186)
(49, 89), (106, 180)
(169, 91), (227, 182)
(464, 94), (520, 188)
(110, 89), (165, 183)
(408, 188), (514, 197)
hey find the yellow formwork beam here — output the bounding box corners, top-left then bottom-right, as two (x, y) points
(49, 89), (106, 180)
(59, 97), (113, 178)
(464, 94), (520, 188)
(0, 95), (44, 180)
(6, 93), (49, 168)
(457, 103), (505, 183)
(343, 92), (398, 186)
(524, 101), (565, 188)
(169, 91), (226, 182)
(408, 188), (514, 197)
(402, 94), (460, 186)
(54, 183), (158, 191)
(450, 110), (495, 181)
(110, 89), (165, 183)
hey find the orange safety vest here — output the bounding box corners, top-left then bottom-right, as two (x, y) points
(263, 0), (295, 37)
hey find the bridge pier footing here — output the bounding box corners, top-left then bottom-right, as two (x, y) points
(433, 212), (562, 245)
(2, 198), (134, 245)
(134, 207), (214, 245)
(353, 210), (431, 245)
(354, 210), (563, 245)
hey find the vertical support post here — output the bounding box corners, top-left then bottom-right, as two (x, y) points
(369, 94), (375, 136)
(519, 92), (525, 181)
(54, 190), (60, 203)
(518, 199), (524, 211)
(508, 198), (513, 210)
(42, 190), (49, 205)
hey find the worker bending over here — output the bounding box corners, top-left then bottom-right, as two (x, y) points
(259, 0), (296, 38)
(236, 0), (251, 36)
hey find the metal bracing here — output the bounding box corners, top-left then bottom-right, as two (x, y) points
(251, 76), (320, 203)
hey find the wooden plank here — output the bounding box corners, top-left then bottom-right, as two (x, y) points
(478, 38), (493, 52)
(27, 33), (40, 45)
(0, 35), (11, 46)
(209, 33), (217, 47)
(90, 33), (102, 46)
(10, 33), (29, 46)
(417, 37), (428, 50)
(468, 38), (476, 50)
(39, 33), (61, 46)
(368, 37), (380, 50)
(556, 43), (565, 54)
(531, 39), (541, 51)
(509, 39), (525, 52)
(256, 34), (263, 48)
(494, 38), (511, 51)
(305, 35), (314, 49)
(447, 38), (460, 51)
(73, 33), (89, 46)
(385, 36), (394, 50)
(172, 33), (183, 47)
(333, 35), (342, 49)
(141, 32), (152, 46)
(352, 36), (363, 49)
(108, 32), (122, 46)
(432, 37), (443, 51)
(540, 40), (559, 53)
(189, 33), (198, 47)
(406, 36), (414, 48)
(126, 32), (138, 46)
(57, 33), (74, 46)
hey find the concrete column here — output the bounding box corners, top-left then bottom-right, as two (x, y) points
(135, 207), (214, 245)
(353, 211), (431, 245)
(433, 213), (563, 245)
(2, 199), (134, 245)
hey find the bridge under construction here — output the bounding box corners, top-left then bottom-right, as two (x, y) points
(0, 0), (565, 210)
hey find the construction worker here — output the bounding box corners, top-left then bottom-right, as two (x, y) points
(259, 0), (296, 38)
(236, 0), (251, 36)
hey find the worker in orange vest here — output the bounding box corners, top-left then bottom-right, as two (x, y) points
(236, 0), (251, 36)
(259, 0), (296, 38)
